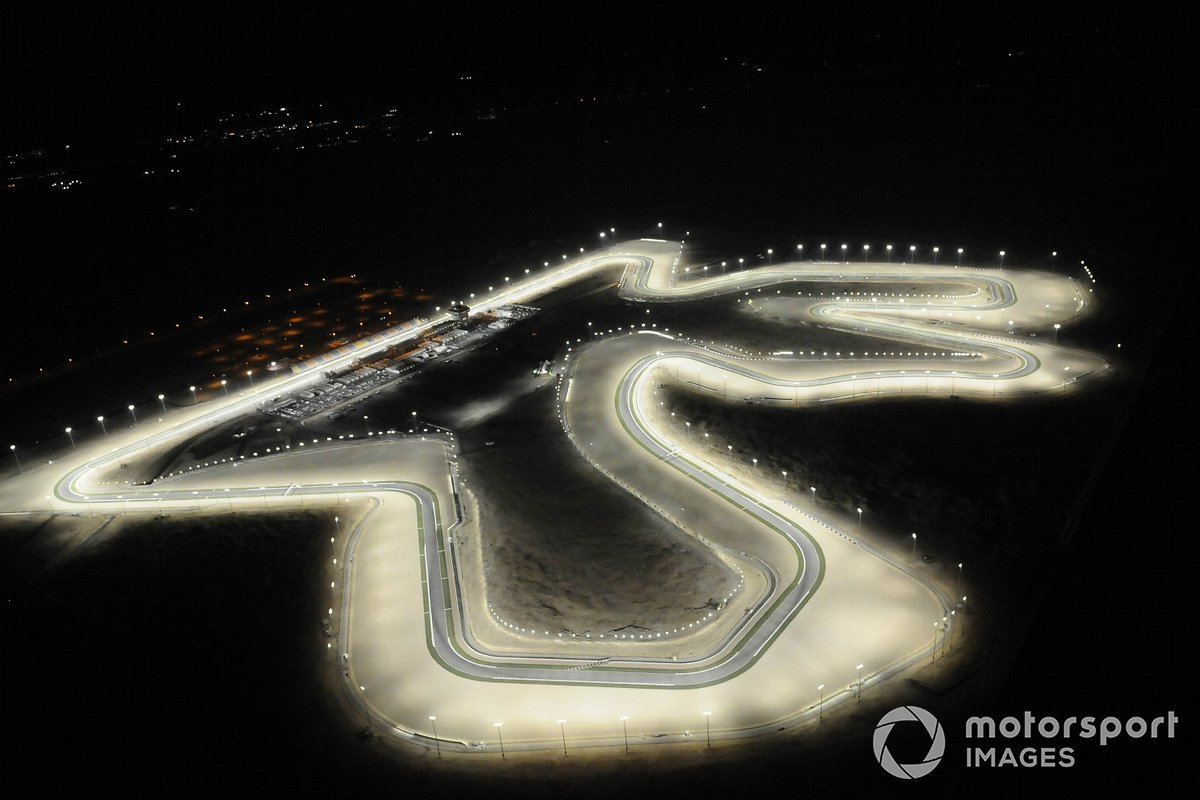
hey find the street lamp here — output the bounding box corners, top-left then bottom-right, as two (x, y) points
(65, 427), (74, 449)
(840, 244), (847, 262)
(620, 716), (630, 754)
(796, 244), (804, 260)
(429, 716), (441, 758)
(246, 370), (254, 387)
(932, 620), (940, 663)
(767, 248), (773, 264)
(856, 664), (864, 699)
(1053, 323), (1061, 341)
(221, 379), (229, 397)
(158, 394), (166, 413)
(820, 243), (827, 261)
(999, 250), (1006, 267)
(557, 719), (568, 756)
(128, 404), (137, 423)
(958, 562), (963, 595)
(957, 247), (963, 266)
(97, 416), (107, 436)
(856, 506), (862, 530)
(494, 722), (505, 759)
(9, 444), (20, 474)
(189, 385), (197, 404)
(909, 244), (916, 263)
(933, 246), (940, 264)
(911, 532), (917, 562)
(863, 244), (870, 261)
(817, 683), (825, 721)
(703, 711), (712, 748)
(885, 244), (892, 261)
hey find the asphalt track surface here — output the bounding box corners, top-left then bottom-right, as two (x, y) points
(6, 239), (1108, 749)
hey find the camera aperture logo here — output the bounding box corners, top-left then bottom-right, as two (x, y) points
(874, 706), (946, 779)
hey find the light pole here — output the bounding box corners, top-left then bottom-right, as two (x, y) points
(840, 244), (847, 263)
(856, 663), (864, 699)
(909, 244), (916, 263)
(911, 532), (917, 562)
(856, 506), (863, 531)
(956, 247), (963, 266)
(941, 615), (949, 658)
(558, 719), (568, 756)
(188, 385), (196, 404)
(429, 716), (441, 758)
(817, 684), (825, 721)
(767, 248), (773, 264)
(9, 444), (20, 474)
(703, 711), (712, 748)
(885, 244), (892, 262)
(221, 379), (229, 397)
(932, 621), (939, 663)
(796, 244), (804, 260)
(999, 250), (1006, 267)
(620, 716), (630, 754)
(1053, 323), (1061, 342)
(958, 562), (963, 596)
(494, 722), (505, 759)
(97, 415), (107, 436)
(246, 369), (254, 387)
(820, 243), (827, 261)
(65, 427), (74, 449)
(810, 485), (816, 504)
(863, 244), (870, 261)
(128, 404), (137, 423)
(933, 246), (940, 264)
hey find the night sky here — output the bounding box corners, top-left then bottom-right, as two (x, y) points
(3, 4), (1196, 797)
